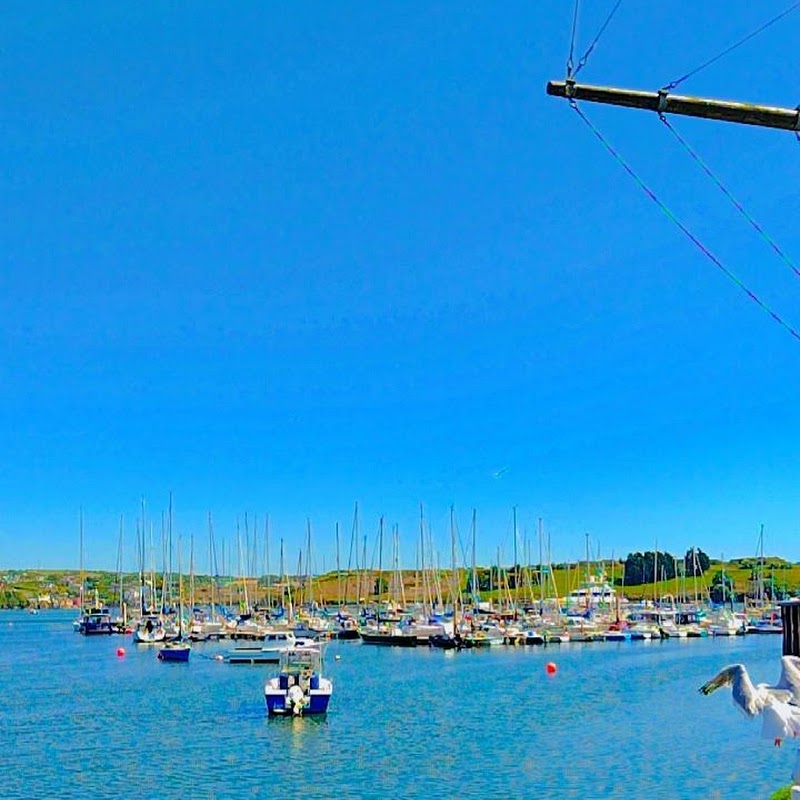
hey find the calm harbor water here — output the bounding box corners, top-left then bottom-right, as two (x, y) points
(0, 610), (790, 799)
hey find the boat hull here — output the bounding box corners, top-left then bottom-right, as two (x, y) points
(359, 631), (417, 647)
(158, 645), (191, 662)
(265, 691), (332, 716)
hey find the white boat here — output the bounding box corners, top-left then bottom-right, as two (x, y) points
(264, 647), (332, 716)
(399, 618), (447, 644)
(659, 621), (689, 638)
(226, 629), (317, 664)
(562, 615), (602, 642)
(464, 622), (508, 647)
(565, 575), (622, 610)
(707, 610), (746, 637)
(132, 614), (167, 644)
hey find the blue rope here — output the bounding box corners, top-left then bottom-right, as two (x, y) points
(659, 113), (800, 283)
(665, 1), (800, 90)
(573, 0), (624, 78)
(569, 100), (800, 344)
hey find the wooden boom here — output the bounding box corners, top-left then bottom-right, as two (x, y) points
(547, 80), (800, 131)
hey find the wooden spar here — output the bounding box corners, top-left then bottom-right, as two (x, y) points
(547, 80), (800, 131)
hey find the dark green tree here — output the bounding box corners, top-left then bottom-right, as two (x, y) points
(684, 548), (710, 577)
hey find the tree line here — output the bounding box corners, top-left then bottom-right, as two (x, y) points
(620, 548), (710, 586)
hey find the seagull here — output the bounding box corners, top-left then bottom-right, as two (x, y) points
(774, 655), (800, 705)
(699, 658), (800, 745)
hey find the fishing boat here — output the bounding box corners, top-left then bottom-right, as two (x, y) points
(77, 607), (115, 636)
(264, 647), (332, 716)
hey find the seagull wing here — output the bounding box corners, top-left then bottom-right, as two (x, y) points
(776, 656), (800, 705)
(699, 664), (768, 717)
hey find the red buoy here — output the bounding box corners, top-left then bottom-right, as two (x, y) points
(546, 661), (557, 675)
(116, 647), (125, 657)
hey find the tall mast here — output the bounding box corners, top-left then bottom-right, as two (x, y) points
(758, 524), (765, 606)
(265, 514), (271, 609)
(419, 503), (428, 614)
(512, 506), (518, 609)
(538, 517), (544, 613)
(450, 505), (459, 632)
(189, 533), (195, 614)
(208, 512), (216, 620)
(116, 515), (125, 624)
(78, 507), (85, 611)
(471, 509), (478, 609)
(306, 518), (314, 609)
(139, 496), (147, 613)
(177, 535), (184, 639)
(336, 522), (342, 609)
(361, 531), (367, 607)
(377, 516), (384, 606)
(653, 541), (659, 605)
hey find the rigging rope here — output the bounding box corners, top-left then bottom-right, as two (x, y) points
(573, 0), (624, 78)
(568, 99), (800, 345)
(658, 113), (800, 282)
(664, 0), (800, 91)
(566, 0), (580, 77)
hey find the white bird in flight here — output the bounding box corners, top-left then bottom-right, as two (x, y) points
(699, 656), (800, 746)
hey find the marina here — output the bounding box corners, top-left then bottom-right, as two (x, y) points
(5, 4), (800, 799)
(0, 608), (795, 799)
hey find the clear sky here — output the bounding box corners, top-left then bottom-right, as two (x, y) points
(3, 2), (800, 573)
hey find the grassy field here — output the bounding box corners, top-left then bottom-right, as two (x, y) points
(3, 554), (799, 609)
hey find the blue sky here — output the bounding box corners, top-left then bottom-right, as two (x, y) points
(3, 2), (800, 573)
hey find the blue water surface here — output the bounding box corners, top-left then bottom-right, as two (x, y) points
(0, 610), (790, 799)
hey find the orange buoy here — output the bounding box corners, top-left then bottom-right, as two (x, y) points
(546, 661), (557, 675)
(116, 647), (125, 657)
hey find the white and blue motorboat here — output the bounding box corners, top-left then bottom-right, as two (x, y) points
(264, 647), (332, 716)
(226, 629), (317, 664)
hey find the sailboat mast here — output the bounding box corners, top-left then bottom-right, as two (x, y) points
(471, 509), (478, 609)
(306, 518), (314, 609)
(188, 534), (195, 613)
(177, 535), (183, 639)
(377, 516), (384, 606)
(265, 515), (271, 610)
(653, 541), (658, 605)
(78, 507), (85, 611)
(419, 503), (428, 614)
(538, 517), (544, 612)
(208, 512), (216, 620)
(336, 522), (342, 609)
(117, 515), (125, 625)
(512, 506), (518, 610)
(758, 524), (765, 606)
(450, 506), (458, 632)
